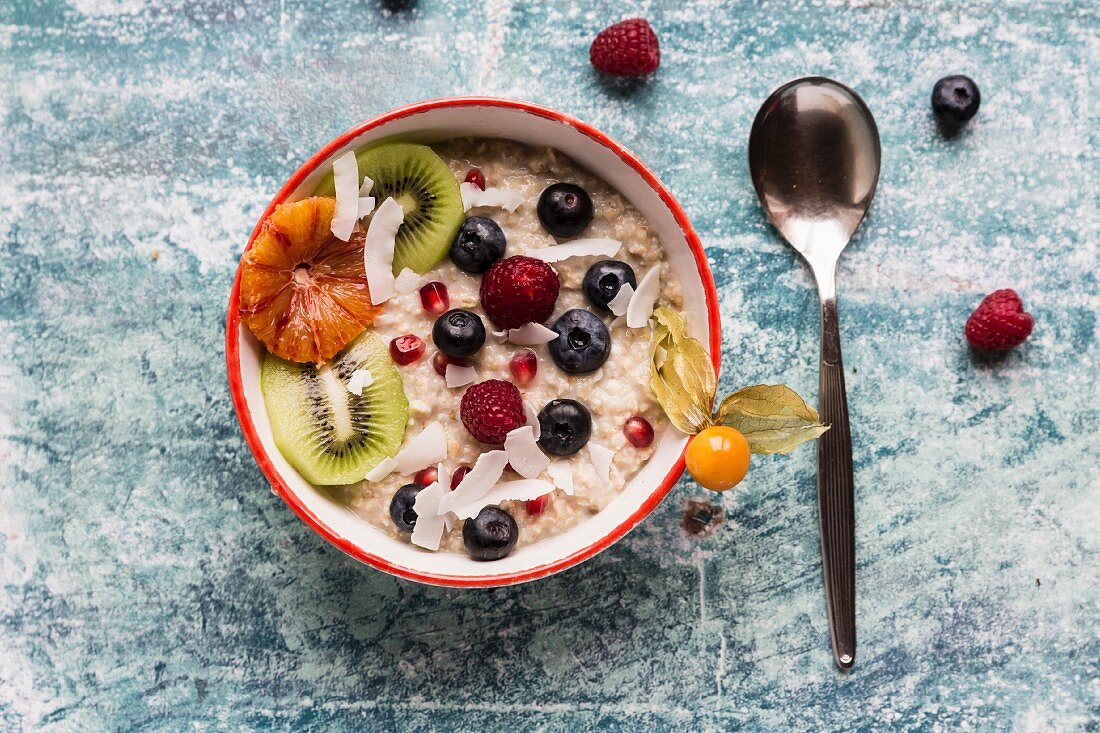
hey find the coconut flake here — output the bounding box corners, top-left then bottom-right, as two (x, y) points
(504, 426), (550, 479)
(524, 401), (541, 440)
(358, 175), (374, 196)
(588, 442), (615, 483)
(437, 450), (508, 515)
(547, 461), (573, 494)
(528, 238), (621, 263)
(358, 196), (376, 219)
(364, 456), (397, 482)
(393, 268), (421, 294)
(394, 422), (448, 474)
(346, 368), (374, 396)
(626, 266), (660, 328)
(410, 480), (447, 551)
(408, 399), (430, 413)
(607, 282), (635, 317)
(507, 322), (558, 346)
(330, 151), (360, 241)
(460, 182), (524, 212)
(491, 329), (508, 341)
(364, 197), (403, 305)
(451, 479), (557, 520)
(445, 364), (479, 388)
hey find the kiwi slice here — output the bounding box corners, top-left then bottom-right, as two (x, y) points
(261, 331), (409, 486)
(314, 143), (464, 274)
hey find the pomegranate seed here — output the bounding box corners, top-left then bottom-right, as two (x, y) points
(526, 494), (550, 515)
(419, 281), (450, 316)
(624, 415), (654, 448)
(464, 168), (486, 190)
(414, 466), (438, 486)
(390, 335), (425, 365)
(432, 352), (472, 377)
(450, 465), (471, 491)
(509, 350), (538, 386)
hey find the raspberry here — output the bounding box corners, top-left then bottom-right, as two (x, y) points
(964, 289), (1034, 351)
(479, 255), (560, 330)
(590, 19), (660, 77)
(460, 379), (527, 445)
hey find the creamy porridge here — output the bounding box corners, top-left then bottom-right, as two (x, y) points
(241, 136), (682, 561)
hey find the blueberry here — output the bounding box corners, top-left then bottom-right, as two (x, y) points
(450, 216), (506, 274)
(537, 398), (592, 456)
(548, 308), (610, 374)
(931, 75), (980, 127)
(463, 506), (519, 560)
(389, 483), (423, 533)
(432, 308), (486, 358)
(537, 183), (593, 238)
(582, 260), (637, 312)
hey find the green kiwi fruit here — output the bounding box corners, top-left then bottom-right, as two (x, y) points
(261, 331), (409, 486)
(314, 143), (464, 274)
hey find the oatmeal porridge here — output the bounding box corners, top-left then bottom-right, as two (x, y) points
(239, 137), (682, 561)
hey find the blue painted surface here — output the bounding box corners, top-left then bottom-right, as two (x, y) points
(1, 1), (1098, 730)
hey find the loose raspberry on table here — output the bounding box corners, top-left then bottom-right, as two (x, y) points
(460, 379), (527, 445)
(964, 289), (1034, 351)
(479, 255), (560, 330)
(590, 18), (660, 77)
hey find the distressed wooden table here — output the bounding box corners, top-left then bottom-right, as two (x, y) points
(1, 1), (1097, 730)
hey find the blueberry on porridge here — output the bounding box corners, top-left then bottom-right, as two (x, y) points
(239, 139), (684, 560)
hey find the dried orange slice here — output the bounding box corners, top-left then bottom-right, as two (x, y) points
(239, 197), (383, 364)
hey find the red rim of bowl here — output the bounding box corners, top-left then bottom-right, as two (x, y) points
(225, 97), (722, 587)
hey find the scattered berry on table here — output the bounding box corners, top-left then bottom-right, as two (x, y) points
(414, 466), (438, 486)
(433, 308), (487, 358)
(590, 18), (660, 77)
(537, 182), (594, 238)
(686, 426), (750, 492)
(460, 379), (527, 445)
(932, 75), (981, 127)
(390, 334), (426, 365)
(525, 494), (550, 516)
(463, 506), (519, 561)
(624, 416), (654, 448)
(389, 483), (424, 533)
(450, 465), (471, 491)
(583, 259), (638, 312)
(537, 398), (592, 456)
(432, 351), (471, 377)
(464, 168), (486, 190)
(480, 255), (560, 329)
(509, 350), (538, 386)
(450, 216), (507, 274)
(419, 281), (450, 315)
(548, 308), (611, 374)
(964, 289), (1033, 351)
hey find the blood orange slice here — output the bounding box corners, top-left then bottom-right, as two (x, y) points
(239, 197), (383, 364)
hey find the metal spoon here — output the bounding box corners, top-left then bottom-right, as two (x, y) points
(748, 77), (880, 670)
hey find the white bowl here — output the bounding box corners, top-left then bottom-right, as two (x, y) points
(226, 97), (721, 587)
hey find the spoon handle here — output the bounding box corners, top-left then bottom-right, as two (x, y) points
(818, 297), (856, 670)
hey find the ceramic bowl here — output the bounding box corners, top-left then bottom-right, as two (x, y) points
(226, 97), (720, 587)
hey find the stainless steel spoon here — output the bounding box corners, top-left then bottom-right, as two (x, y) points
(748, 77), (881, 670)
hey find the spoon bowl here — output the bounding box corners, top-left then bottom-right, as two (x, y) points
(748, 77), (881, 670)
(750, 78), (880, 266)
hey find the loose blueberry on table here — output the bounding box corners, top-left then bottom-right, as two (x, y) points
(931, 75), (981, 128)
